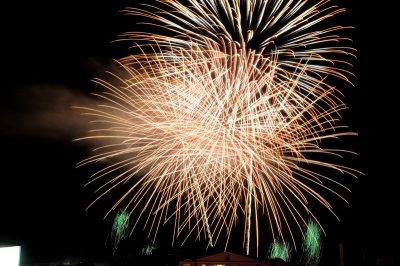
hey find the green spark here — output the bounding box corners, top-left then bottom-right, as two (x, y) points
(140, 242), (157, 255)
(111, 209), (130, 254)
(302, 218), (323, 265)
(268, 239), (291, 262)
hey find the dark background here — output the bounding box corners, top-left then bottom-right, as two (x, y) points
(0, 0), (398, 265)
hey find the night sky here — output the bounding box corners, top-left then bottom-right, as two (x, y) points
(1, 0), (398, 265)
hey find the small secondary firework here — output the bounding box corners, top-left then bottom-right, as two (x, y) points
(111, 209), (130, 254)
(268, 239), (292, 262)
(302, 218), (323, 265)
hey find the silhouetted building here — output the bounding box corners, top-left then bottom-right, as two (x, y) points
(179, 251), (303, 266)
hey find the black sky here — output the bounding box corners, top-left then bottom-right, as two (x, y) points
(1, 0), (399, 265)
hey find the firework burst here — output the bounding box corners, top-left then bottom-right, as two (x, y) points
(75, 0), (360, 255)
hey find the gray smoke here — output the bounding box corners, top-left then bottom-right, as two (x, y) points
(1, 83), (97, 142)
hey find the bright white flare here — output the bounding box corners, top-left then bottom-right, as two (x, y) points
(120, 0), (356, 89)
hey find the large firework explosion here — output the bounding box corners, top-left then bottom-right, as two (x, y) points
(75, 0), (360, 255)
